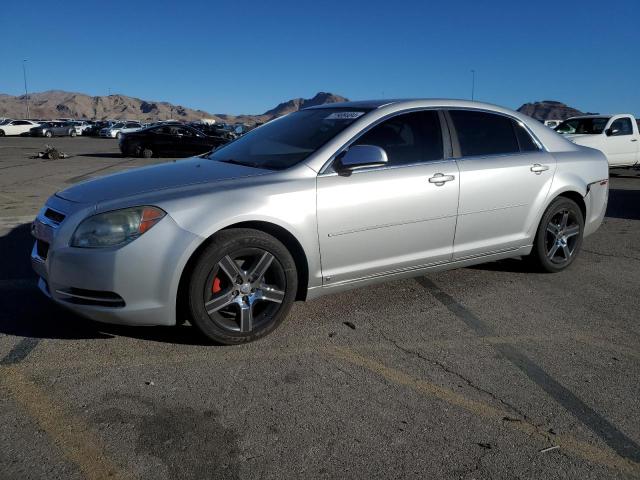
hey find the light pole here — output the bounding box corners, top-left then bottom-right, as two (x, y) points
(22, 60), (30, 118)
(471, 69), (475, 101)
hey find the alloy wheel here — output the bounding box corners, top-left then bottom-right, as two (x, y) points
(544, 209), (580, 264)
(203, 248), (286, 333)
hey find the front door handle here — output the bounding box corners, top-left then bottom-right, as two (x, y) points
(428, 173), (455, 186)
(631, 139), (638, 142)
(530, 164), (549, 174)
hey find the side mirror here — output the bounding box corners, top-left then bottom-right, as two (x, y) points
(605, 128), (619, 137)
(335, 145), (388, 176)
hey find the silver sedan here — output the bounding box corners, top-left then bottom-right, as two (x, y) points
(31, 99), (609, 344)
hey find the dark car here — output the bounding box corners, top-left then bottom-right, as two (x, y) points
(30, 121), (78, 137)
(84, 121), (115, 136)
(119, 124), (228, 158)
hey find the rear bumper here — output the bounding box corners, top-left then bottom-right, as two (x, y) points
(583, 179), (609, 238)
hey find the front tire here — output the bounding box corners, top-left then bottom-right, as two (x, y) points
(141, 147), (153, 158)
(0, 130), (5, 137)
(70, 130), (77, 137)
(529, 197), (584, 273)
(187, 229), (297, 344)
(115, 132), (121, 139)
(45, 131), (52, 138)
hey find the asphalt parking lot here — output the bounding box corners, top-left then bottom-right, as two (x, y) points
(0, 136), (639, 479)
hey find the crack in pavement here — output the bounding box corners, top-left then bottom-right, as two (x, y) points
(377, 329), (552, 448)
(417, 276), (640, 465)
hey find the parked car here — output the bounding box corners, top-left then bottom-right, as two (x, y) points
(30, 121), (78, 137)
(84, 121), (113, 136)
(72, 121), (93, 135)
(119, 124), (228, 157)
(0, 119), (40, 136)
(31, 99), (608, 344)
(100, 121), (143, 138)
(555, 114), (640, 167)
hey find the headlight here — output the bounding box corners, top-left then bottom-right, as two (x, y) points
(71, 206), (166, 248)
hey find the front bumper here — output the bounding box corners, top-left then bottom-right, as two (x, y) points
(31, 199), (201, 326)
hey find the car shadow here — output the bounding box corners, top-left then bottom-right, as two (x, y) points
(0, 223), (211, 345)
(606, 188), (640, 221)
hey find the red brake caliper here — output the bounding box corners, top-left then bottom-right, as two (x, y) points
(212, 276), (222, 294)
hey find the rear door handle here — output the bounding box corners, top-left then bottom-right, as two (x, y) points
(530, 164), (550, 174)
(428, 173), (455, 186)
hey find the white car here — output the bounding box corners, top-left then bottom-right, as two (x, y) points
(556, 114), (640, 167)
(72, 121), (93, 135)
(0, 119), (41, 136)
(100, 121), (143, 139)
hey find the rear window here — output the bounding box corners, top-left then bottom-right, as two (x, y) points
(450, 110), (520, 157)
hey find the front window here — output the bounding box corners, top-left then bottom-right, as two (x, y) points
(207, 108), (371, 170)
(352, 110), (443, 166)
(609, 117), (633, 136)
(555, 117), (609, 135)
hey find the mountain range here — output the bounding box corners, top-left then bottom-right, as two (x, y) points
(516, 100), (596, 121)
(0, 91), (591, 124)
(0, 91), (349, 124)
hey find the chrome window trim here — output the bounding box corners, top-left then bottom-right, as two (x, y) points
(318, 106), (547, 176)
(319, 158), (457, 178)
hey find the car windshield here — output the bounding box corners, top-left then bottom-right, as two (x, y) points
(555, 117), (610, 135)
(112, 123), (124, 128)
(207, 108), (371, 170)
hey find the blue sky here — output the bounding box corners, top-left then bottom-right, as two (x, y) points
(1, 0), (638, 115)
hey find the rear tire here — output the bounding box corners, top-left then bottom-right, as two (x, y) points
(187, 229), (297, 345)
(45, 131), (52, 138)
(141, 148), (153, 158)
(116, 132), (121, 139)
(70, 130), (76, 137)
(0, 130), (5, 137)
(528, 197), (584, 273)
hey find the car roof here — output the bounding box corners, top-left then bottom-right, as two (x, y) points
(303, 98), (525, 112)
(566, 115), (611, 119)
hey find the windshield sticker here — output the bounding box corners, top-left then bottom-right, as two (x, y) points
(325, 112), (365, 120)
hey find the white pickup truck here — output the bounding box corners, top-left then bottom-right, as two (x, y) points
(555, 114), (640, 167)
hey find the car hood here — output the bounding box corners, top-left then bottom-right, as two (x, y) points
(56, 157), (270, 204)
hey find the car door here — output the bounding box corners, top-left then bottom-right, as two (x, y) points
(154, 126), (181, 156)
(9, 120), (30, 135)
(316, 110), (459, 285)
(447, 109), (556, 260)
(173, 127), (199, 155)
(604, 116), (638, 166)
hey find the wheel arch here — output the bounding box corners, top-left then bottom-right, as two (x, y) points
(175, 220), (310, 324)
(555, 190), (586, 221)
